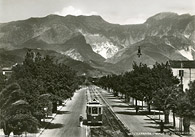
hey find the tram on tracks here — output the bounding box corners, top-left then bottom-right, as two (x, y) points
(86, 99), (103, 125)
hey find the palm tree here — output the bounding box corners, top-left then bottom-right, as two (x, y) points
(0, 83), (39, 136)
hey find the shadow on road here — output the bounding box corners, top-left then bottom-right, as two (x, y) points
(45, 116), (54, 119)
(116, 110), (163, 116)
(107, 97), (118, 99)
(57, 110), (71, 115)
(112, 105), (129, 108)
(111, 100), (124, 103)
(144, 125), (160, 129)
(45, 122), (64, 129)
(144, 118), (160, 121)
(40, 121), (64, 129)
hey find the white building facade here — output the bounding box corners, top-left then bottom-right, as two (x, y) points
(169, 60), (195, 91)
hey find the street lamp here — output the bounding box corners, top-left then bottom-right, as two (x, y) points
(137, 46), (142, 58)
(44, 107), (48, 122)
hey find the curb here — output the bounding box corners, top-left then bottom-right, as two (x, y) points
(98, 90), (133, 137)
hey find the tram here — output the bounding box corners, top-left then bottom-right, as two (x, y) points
(86, 99), (103, 124)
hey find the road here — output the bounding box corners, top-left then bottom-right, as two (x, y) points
(40, 85), (179, 137)
(40, 87), (88, 137)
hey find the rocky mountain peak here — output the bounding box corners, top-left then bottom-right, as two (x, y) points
(63, 14), (106, 23)
(145, 12), (179, 24)
(149, 12), (178, 20)
(0, 12), (195, 74)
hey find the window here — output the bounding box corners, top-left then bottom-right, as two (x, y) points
(99, 107), (101, 114)
(92, 107), (98, 114)
(89, 107), (91, 114)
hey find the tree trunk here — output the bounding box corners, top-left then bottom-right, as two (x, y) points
(147, 102), (151, 113)
(59, 100), (63, 105)
(173, 112), (176, 128)
(136, 99), (138, 107)
(121, 93), (123, 99)
(164, 109), (170, 124)
(183, 116), (190, 135)
(127, 95), (130, 103)
(125, 93), (127, 102)
(52, 102), (57, 113)
(135, 99), (138, 114)
(113, 90), (117, 96)
(3, 125), (11, 136)
(125, 94), (130, 103)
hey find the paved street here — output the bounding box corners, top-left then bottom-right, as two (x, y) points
(40, 87), (88, 137)
(31, 85), (194, 137)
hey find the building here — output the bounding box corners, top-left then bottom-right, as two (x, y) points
(2, 67), (12, 77)
(169, 60), (195, 91)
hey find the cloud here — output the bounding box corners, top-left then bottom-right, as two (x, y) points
(54, 6), (98, 16)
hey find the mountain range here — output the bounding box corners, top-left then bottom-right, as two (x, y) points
(0, 12), (195, 76)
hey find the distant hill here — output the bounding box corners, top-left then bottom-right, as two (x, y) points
(0, 48), (110, 77)
(0, 12), (195, 74)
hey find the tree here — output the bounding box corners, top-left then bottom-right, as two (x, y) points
(151, 63), (180, 123)
(0, 83), (39, 136)
(176, 81), (195, 134)
(0, 73), (6, 91)
(10, 50), (79, 121)
(131, 62), (154, 112)
(96, 62), (179, 117)
(152, 86), (181, 124)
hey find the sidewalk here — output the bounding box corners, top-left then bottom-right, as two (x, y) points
(0, 88), (88, 137)
(100, 87), (195, 137)
(98, 87), (179, 137)
(37, 99), (69, 137)
(0, 100), (69, 137)
(146, 105), (195, 137)
(127, 96), (195, 136)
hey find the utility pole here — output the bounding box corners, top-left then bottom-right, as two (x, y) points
(179, 61), (184, 134)
(179, 69), (184, 91)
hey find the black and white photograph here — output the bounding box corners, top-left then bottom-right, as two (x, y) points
(0, 0), (195, 136)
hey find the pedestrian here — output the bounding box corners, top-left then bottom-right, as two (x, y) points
(79, 115), (83, 127)
(160, 120), (164, 133)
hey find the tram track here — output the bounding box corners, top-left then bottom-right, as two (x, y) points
(86, 85), (130, 137)
(96, 86), (133, 137)
(93, 89), (117, 134)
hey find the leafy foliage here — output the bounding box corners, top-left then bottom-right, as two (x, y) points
(0, 83), (39, 136)
(11, 50), (79, 113)
(0, 50), (80, 135)
(96, 62), (179, 114)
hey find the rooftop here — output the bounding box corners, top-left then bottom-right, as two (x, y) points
(169, 60), (195, 68)
(2, 67), (12, 71)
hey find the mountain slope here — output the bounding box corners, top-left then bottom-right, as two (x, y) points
(0, 48), (110, 76)
(0, 12), (195, 74)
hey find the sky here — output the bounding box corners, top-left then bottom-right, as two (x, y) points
(0, 0), (195, 24)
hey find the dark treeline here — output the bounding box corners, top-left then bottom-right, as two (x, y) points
(0, 50), (83, 136)
(95, 62), (195, 134)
